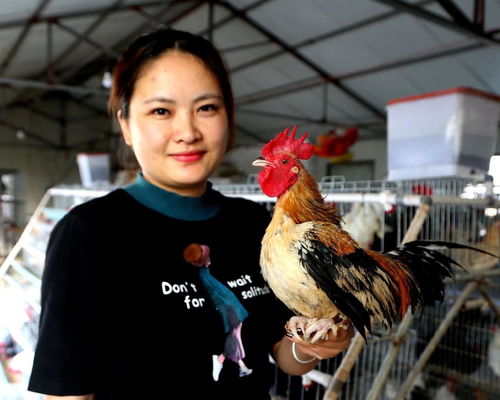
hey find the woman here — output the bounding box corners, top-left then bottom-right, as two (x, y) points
(28, 28), (353, 399)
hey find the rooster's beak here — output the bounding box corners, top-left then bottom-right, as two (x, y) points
(252, 157), (271, 168)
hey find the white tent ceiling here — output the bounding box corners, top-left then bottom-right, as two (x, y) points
(0, 0), (499, 149)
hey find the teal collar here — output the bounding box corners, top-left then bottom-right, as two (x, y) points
(124, 174), (223, 221)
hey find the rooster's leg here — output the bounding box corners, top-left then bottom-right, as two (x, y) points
(286, 316), (348, 343)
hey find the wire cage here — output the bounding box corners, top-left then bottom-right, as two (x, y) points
(215, 176), (500, 400)
(1, 177), (498, 399)
(270, 297), (499, 400)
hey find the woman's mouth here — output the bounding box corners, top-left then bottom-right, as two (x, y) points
(171, 151), (205, 162)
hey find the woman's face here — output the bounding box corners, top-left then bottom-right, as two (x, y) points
(119, 51), (229, 197)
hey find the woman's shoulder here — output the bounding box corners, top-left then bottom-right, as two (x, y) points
(220, 193), (271, 218)
(66, 188), (132, 220)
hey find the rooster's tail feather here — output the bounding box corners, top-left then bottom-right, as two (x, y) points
(388, 240), (498, 310)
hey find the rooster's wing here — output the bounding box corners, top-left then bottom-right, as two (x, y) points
(295, 221), (404, 338)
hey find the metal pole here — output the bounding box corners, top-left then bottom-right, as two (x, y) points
(0, 77), (109, 97)
(366, 311), (416, 400)
(478, 285), (500, 321)
(394, 281), (479, 400)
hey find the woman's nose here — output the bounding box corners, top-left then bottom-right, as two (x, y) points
(172, 113), (201, 144)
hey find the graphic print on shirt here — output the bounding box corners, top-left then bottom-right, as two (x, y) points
(183, 243), (253, 382)
(160, 280), (207, 309)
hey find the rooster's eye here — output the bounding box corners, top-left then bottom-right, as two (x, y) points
(281, 159), (288, 165)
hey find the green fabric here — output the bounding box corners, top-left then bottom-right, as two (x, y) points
(124, 173), (222, 221)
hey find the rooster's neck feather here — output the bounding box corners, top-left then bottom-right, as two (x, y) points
(276, 169), (341, 225)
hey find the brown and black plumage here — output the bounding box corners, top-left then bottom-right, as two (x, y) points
(253, 126), (497, 343)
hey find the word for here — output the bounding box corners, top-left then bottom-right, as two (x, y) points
(183, 295), (206, 309)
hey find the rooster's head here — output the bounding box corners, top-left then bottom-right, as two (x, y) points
(252, 125), (314, 197)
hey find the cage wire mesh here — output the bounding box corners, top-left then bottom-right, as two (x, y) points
(215, 176), (500, 400)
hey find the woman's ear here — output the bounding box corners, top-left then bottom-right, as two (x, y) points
(117, 110), (132, 146)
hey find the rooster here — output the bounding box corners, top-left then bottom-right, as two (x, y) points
(252, 126), (497, 343)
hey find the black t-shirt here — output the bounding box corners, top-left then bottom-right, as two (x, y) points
(28, 189), (291, 399)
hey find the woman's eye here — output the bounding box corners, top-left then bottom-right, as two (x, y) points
(153, 108), (169, 116)
(199, 104), (218, 112)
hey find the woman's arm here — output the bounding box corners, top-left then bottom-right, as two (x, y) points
(45, 395), (94, 400)
(272, 324), (354, 376)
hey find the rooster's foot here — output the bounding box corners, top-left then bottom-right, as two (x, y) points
(286, 316), (348, 343)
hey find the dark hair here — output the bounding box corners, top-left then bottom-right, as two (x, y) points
(108, 28), (236, 149)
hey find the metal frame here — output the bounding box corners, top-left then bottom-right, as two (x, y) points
(0, 0), (53, 75)
(374, 0), (500, 46)
(218, 1), (385, 119)
(0, 0), (499, 149)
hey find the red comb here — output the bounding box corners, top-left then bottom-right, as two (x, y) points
(262, 125), (314, 160)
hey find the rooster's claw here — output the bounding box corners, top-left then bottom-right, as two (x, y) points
(286, 316), (348, 343)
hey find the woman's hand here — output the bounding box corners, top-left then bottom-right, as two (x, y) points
(273, 323), (354, 376)
(289, 324), (354, 361)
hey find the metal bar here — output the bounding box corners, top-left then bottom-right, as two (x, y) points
(59, 97), (67, 148)
(236, 75), (325, 105)
(207, 0), (215, 42)
(53, 20), (120, 58)
(10, 102), (60, 123)
(130, 5), (172, 25)
(237, 108), (385, 130)
(197, 0), (271, 37)
(373, 0), (500, 46)
(11, 260), (41, 288)
(221, 39), (273, 53)
(0, 1), (171, 30)
(0, 117), (59, 148)
(366, 308), (417, 400)
(3, 273), (42, 315)
(222, 191), (500, 208)
(237, 108), (344, 127)
(0, 190), (52, 280)
(0, 0), (185, 111)
(0, 0), (53, 74)
(49, 187), (111, 197)
(322, 84), (328, 123)
(477, 285), (500, 321)
(0, 77), (109, 97)
(335, 40), (485, 81)
(323, 333), (366, 400)
(324, 192), (500, 208)
(65, 95), (109, 116)
(46, 20), (55, 83)
(57, 0), (202, 84)
(218, 1), (384, 119)
(395, 281), (479, 400)
(324, 201), (432, 400)
(236, 39), (485, 106)
(230, 0), (434, 74)
(0, 142), (52, 149)
(437, 0), (477, 30)
(49, 0), (126, 70)
(474, 0), (485, 30)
